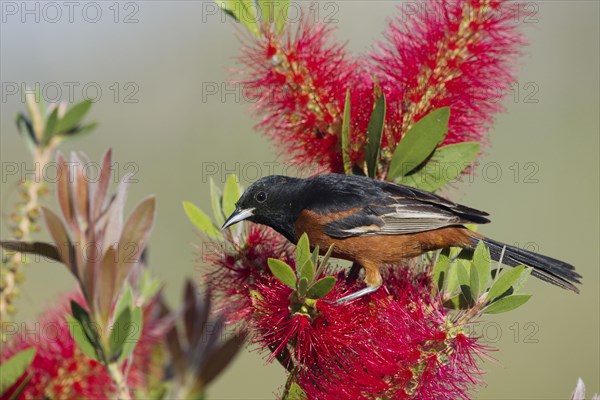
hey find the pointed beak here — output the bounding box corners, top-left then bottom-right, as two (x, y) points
(221, 207), (254, 230)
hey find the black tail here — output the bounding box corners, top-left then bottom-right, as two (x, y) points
(471, 237), (582, 293)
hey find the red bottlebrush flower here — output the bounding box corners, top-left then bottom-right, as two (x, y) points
(0, 292), (165, 400)
(238, 16), (375, 173)
(372, 0), (524, 152)
(251, 267), (487, 399)
(199, 224), (295, 323)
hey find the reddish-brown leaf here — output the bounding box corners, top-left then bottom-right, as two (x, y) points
(0, 241), (61, 263)
(115, 195), (156, 287)
(71, 153), (90, 226)
(56, 153), (75, 229)
(93, 148), (113, 220)
(41, 207), (77, 280)
(197, 331), (247, 389)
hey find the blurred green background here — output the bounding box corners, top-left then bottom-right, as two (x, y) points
(1, 1), (598, 399)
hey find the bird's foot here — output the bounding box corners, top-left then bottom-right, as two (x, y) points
(335, 285), (381, 305)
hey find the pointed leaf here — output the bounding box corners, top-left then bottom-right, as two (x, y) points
(296, 233), (310, 270)
(257, 0), (288, 34)
(222, 174), (240, 217)
(198, 331), (247, 388)
(513, 266), (532, 292)
(113, 285), (134, 325)
(487, 265), (526, 302)
(399, 142), (480, 192)
(341, 89), (352, 174)
(42, 107), (59, 146)
(316, 244), (334, 277)
(444, 262), (460, 298)
(183, 201), (222, 238)
(365, 95), (386, 178)
(297, 277), (309, 297)
(286, 382), (307, 400)
(92, 149), (113, 220)
(473, 240), (491, 292)
(388, 107), (450, 179)
(209, 177), (225, 226)
(109, 307), (131, 360)
(469, 261), (480, 299)
(99, 246), (118, 325)
(66, 314), (99, 360)
(71, 153), (90, 225)
(267, 258), (297, 289)
(0, 241), (61, 263)
(456, 260), (472, 303)
(216, 0), (259, 37)
(25, 91), (44, 141)
(307, 276), (336, 299)
(56, 153), (76, 229)
(119, 306), (143, 362)
(433, 250), (450, 291)
(0, 348), (36, 393)
(55, 100), (92, 134)
(41, 207), (75, 276)
(483, 294), (532, 314)
(443, 293), (470, 310)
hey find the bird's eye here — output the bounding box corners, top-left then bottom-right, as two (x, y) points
(255, 191), (267, 203)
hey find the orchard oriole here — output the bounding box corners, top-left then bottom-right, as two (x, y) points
(221, 174), (581, 303)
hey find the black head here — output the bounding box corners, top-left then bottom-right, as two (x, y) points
(221, 175), (304, 242)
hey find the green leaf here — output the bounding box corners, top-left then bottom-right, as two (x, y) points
(433, 250), (450, 291)
(109, 307), (131, 360)
(483, 294), (532, 314)
(66, 315), (100, 361)
(0, 348), (36, 393)
(388, 107), (450, 179)
(215, 0), (259, 37)
(298, 259), (315, 284)
(55, 100), (92, 134)
(183, 201), (222, 239)
(257, 0), (289, 35)
(222, 174), (240, 217)
(65, 122), (97, 137)
(513, 266), (532, 292)
(41, 107), (59, 146)
(473, 240), (491, 292)
(306, 276), (336, 299)
(267, 258), (297, 289)
(114, 285), (134, 325)
(286, 382), (307, 400)
(296, 233), (310, 271)
(310, 246), (319, 272)
(443, 293), (470, 310)
(469, 261), (480, 300)
(456, 260), (472, 303)
(70, 301), (105, 363)
(341, 89), (352, 174)
(298, 277), (309, 297)
(209, 177), (225, 226)
(444, 262), (460, 298)
(399, 142), (480, 192)
(365, 94), (386, 178)
(119, 306), (143, 362)
(487, 265), (526, 302)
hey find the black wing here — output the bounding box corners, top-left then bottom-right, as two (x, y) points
(319, 175), (490, 238)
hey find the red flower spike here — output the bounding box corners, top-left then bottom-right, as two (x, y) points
(198, 225), (295, 323)
(0, 292), (166, 399)
(372, 0), (524, 153)
(249, 267), (487, 399)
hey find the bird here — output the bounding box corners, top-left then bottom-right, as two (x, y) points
(221, 174), (581, 303)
